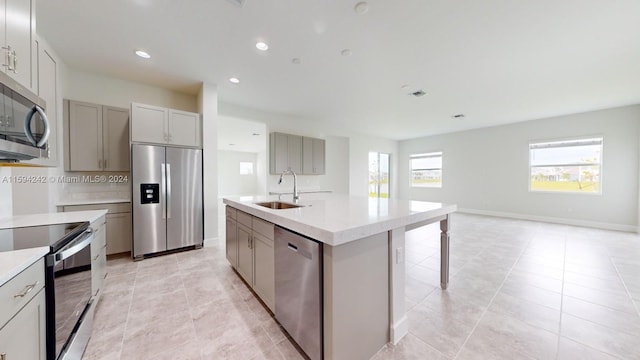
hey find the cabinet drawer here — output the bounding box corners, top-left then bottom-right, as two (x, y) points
(0, 258), (45, 328)
(63, 202), (131, 214)
(252, 217), (274, 241)
(226, 206), (237, 220)
(237, 210), (252, 228)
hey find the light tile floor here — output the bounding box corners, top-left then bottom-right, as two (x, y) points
(83, 213), (640, 359)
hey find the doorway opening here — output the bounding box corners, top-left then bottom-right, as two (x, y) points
(369, 152), (390, 198)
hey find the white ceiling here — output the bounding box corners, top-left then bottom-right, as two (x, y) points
(37, 0), (640, 141)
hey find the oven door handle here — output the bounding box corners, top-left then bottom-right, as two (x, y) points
(54, 229), (94, 263)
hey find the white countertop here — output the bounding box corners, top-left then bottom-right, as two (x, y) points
(0, 210), (108, 287)
(0, 247), (49, 287)
(0, 210), (107, 229)
(223, 194), (457, 246)
(56, 198), (131, 206)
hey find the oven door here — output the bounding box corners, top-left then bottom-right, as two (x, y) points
(46, 229), (94, 360)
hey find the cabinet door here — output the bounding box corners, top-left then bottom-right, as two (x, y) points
(67, 100), (103, 171)
(168, 109), (201, 147)
(130, 102), (168, 144)
(103, 106), (130, 171)
(0, 289), (46, 360)
(270, 132), (288, 174)
(4, 0), (33, 90)
(253, 232), (274, 311)
(236, 223), (253, 285)
(106, 212), (132, 255)
(226, 218), (238, 268)
(287, 134), (303, 173)
(312, 138), (325, 174)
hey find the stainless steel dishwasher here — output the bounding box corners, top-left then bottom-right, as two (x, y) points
(275, 226), (323, 360)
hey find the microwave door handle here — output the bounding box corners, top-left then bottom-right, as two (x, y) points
(23, 105), (50, 148)
(54, 230), (94, 263)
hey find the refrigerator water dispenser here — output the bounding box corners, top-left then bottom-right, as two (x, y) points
(140, 183), (160, 204)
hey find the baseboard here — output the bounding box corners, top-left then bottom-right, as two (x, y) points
(457, 208), (638, 233)
(390, 314), (408, 345)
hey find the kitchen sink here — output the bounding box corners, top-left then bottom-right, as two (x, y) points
(254, 201), (303, 210)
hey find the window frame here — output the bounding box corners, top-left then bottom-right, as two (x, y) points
(409, 151), (443, 188)
(528, 136), (603, 195)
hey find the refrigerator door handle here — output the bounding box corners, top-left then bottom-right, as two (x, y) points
(161, 162), (167, 219)
(166, 163), (172, 219)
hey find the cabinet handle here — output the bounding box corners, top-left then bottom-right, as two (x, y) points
(98, 159), (102, 169)
(11, 50), (17, 73)
(14, 281), (38, 298)
(104, 159), (107, 169)
(2, 46), (12, 71)
(248, 236), (252, 249)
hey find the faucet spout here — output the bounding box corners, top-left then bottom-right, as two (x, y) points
(279, 169), (299, 202)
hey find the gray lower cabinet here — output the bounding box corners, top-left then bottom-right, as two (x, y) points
(236, 211), (253, 285)
(61, 202), (132, 255)
(0, 259), (47, 360)
(225, 207), (238, 268)
(225, 206), (275, 312)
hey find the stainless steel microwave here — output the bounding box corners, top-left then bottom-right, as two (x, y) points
(0, 71), (50, 162)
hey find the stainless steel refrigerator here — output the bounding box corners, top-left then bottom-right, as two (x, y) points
(131, 144), (203, 259)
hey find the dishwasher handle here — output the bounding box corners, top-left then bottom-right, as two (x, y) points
(287, 242), (313, 260)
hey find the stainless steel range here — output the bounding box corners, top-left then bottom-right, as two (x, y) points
(0, 222), (95, 360)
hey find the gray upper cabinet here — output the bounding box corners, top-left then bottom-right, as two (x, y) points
(64, 100), (130, 171)
(2, 0), (34, 91)
(270, 132), (302, 174)
(302, 137), (325, 175)
(130, 102), (202, 148)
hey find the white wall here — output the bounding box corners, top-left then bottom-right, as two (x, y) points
(64, 69), (198, 112)
(219, 102), (358, 196)
(399, 105), (640, 231)
(0, 168), (12, 218)
(198, 83), (219, 240)
(218, 151), (259, 196)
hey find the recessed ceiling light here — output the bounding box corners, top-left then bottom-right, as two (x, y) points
(291, 58), (301, 64)
(341, 49), (352, 57)
(256, 42), (269, 51)
(354, 2), (369, 14)
(135, 50), (151, 59)
(229, 77), (240, 84)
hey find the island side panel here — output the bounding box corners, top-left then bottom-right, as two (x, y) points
(389, 228), (408, 344)
(323, 232), (389, 360)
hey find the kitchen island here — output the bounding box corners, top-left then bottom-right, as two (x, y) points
(223, 194), (457, 360)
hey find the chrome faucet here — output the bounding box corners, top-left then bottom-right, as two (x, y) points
(278, 169), (299, 202)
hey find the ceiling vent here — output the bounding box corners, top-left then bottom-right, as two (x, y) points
(410, 90), (426, 97)
(227, 0), (246, 7)
(452, 114), (465, 119)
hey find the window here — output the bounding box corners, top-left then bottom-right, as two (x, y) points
(529, 137), (602, 193)
(369, 152), (390, 198)
(239, 162), (254, 175)
(410, 152), (442, 188)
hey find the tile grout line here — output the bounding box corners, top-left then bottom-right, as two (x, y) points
(554, 230), (568, 360)
(609, 255), (640, 318)
(451, 233), (534, 360)
(116, 262), (138, 360)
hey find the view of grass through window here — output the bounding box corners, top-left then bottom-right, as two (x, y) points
(529, 137), (602, 193)
(410, 152), (442, 188)
(369, 152), (390, 198)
